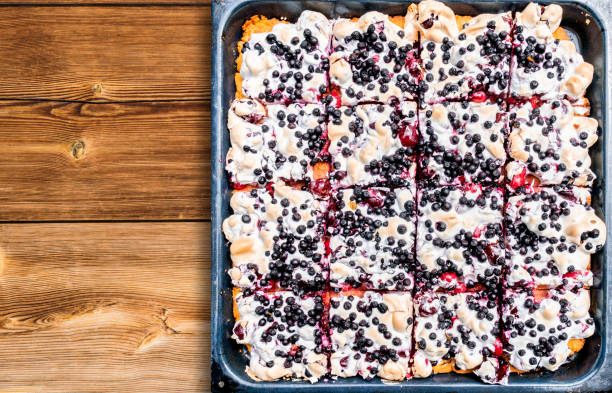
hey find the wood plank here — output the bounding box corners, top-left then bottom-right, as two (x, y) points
(0, 222), (211, 393)
(0, 0), (211, 3)
(0, 6), (211, 101)
(0, 100), (210, 221)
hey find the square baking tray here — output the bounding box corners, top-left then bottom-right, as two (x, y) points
(210, 0), (612, 391)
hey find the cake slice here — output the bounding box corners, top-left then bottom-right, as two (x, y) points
(412, 290), (506, 384)
(416, 184), (504, 292)
(510, 3), (593, 103)
(502, 287), (595, 372)
(222, 183), (327, 293)
(328, 186), (417, 291)
(232, 289), (329, 382)
(327, 102), (418, 187)
(226, 99), (327, 186)
(417, 0), (512, 103)
(329, 290), (413, 380)
(504, 186), (606, 289)
(330, 8), (420, 105)
(506, 99), (599, 189)
(236, 11), (331, 104)
(419, 100), (507, 185)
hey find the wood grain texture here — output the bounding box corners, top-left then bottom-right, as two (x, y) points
(0, 222), (211, 392)
(0, 0), (211, 3)
(0, 100), (210, 221)
(0, 6), (211, 101)
(0, 2), (218, 391)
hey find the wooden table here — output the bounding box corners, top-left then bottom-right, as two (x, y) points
(0, 1), (213, 391)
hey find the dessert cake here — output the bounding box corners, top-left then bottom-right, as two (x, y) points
(419, 100), (507, 185)
(412, 291), (505, 383)
(506, 99), (599, 189)
(222, 183), (327, 293)
(327, 186), (417, 291)
(330, 9), (420, 105)
(327, 102), (418, 187)
(224, 0), (605, 386)
(232, 289), (329, 382)
(226, 99), (327, 185)
(417, 1), (513, 103)
(504, 186), (606, 289)
(236, 11), (332, 104)
(416, 184), (504, 292)
(510, 3), (593, 104)
(502, 287), (594, 373)
(329, 290), (413, 380)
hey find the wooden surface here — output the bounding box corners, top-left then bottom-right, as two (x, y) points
(0, 2), (213, 393)
(0, 7), (211, 101)
(0, 101), (210, 221)
(0, 223), (210, 392)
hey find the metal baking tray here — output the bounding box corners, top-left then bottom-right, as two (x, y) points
(211, 0), (612, 391)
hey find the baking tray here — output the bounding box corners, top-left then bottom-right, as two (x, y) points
(211, 0), (612, 391)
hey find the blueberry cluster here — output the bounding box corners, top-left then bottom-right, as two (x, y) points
(342, 25), (418, 97)
(242, 25), (329, 103)
(328, 187), (417, 291)
(513, 32), (565, 84)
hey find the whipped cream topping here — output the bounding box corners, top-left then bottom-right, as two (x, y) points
(506, 99), (598, 188)
(418, 0), (512, 102)
(328, 186), (416, 291)
(420, 100), (507, 185)
(330, 9), (420, 104)
(505, 187), (606, 289)
(239, 11), (331, 104)
(226, 99), (327, 185)
(511, 3), (594, 102)
(233, 291), (329, 383)
(416, 185), (504, 291)
(502, 287), (595, 372)
(413, 291), (502, 383)
(327, 102), (418, 187)
(474, 357), (509, 385)
(330, 291), (413, 380)
(222, 183), (327, 292)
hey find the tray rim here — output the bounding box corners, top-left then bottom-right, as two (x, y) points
(210, 0), (612, 391)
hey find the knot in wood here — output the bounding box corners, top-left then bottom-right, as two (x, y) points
(92, 83), (104, 96)
(70, 140), (86, 160)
